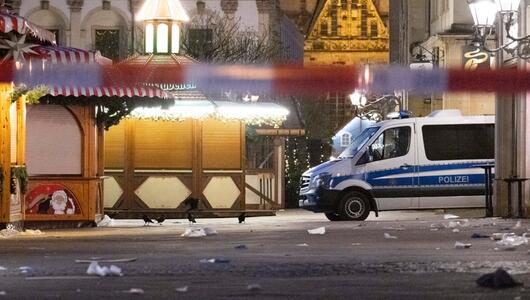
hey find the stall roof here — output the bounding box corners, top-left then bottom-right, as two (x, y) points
(0, 11), (56, 44)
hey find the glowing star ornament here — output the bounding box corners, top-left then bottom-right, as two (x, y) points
(0, 34), (39, 62)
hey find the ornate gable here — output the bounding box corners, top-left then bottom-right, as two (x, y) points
(305, 0), (389, 65)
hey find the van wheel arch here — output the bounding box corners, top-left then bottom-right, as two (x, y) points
(338, 187), (378, 217)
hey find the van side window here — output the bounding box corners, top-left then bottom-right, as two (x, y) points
(422, 124), (494, 160)
(369, 126), (411, 162)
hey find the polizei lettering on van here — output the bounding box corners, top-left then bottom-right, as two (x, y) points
(438, 175), (470, 184)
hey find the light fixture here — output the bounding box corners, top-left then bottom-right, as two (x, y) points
(468, 0), (530, 59)
(349, 90), (367, 107)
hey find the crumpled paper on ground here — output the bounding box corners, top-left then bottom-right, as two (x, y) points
(86, 261), (123, 277)
(307, 227), (326, 235)
(181, 227), (217, 237)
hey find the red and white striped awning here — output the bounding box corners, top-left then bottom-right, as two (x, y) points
(0, 12), (56, 44)
(34, 45), (111, 65)
(48, 86), (170, 99)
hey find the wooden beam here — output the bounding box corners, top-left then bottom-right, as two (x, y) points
(245, 183), (278, 209)
(16, 95), (25, 165)
(0, 83), (12, 223)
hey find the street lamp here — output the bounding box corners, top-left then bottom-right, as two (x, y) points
(468, 0), (530, 59)
(349, 90), (367, 107)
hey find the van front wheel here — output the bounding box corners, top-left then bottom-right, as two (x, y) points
(325, 212), (342, 221)
(339, 191), (370, 221)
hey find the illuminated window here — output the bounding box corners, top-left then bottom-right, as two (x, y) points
(145, 23), (154, 53)
(157, 23), (169, 53)
(172, 24), (180, 53)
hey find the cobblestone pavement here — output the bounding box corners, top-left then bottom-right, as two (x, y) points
(1, 209), (529, 299)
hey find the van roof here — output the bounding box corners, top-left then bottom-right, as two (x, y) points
(371, 114), (494, 128)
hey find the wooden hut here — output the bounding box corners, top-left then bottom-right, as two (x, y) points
(0, 10), (168, 227)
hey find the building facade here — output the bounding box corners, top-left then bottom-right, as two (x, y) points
(390, 0), (495, 117)
(11, 0), (302, 63)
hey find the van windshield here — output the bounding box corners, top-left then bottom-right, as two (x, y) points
(338, 126), (380, 158)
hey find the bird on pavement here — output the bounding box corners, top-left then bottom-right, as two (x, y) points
(183, 197), (199, 212)
(238, 212), (246, 224)
(142, 214), (154, 226)
(156, 216), (165, 225)
(187, 212), (196, 224)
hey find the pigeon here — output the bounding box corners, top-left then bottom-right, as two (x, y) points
(183, 197), (199, 212)
(238, 212), (246, 224)
(187, 212), (196, 224)
(156, 216), (165, 225)
(476, 268), (522, 289)
(142, 214), (154, 226)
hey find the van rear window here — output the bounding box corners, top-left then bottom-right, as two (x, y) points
(422, 124), (494, 160)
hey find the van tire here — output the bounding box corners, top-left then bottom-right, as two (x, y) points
(325, 212), (342, 221)
(339, 191), (370, 221)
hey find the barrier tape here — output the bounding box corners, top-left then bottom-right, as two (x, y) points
(2, 60), (530, 94)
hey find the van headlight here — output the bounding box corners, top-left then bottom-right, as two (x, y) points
(312, 172), (332, 189)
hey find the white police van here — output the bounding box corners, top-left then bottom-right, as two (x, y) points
(299, 110), (494, 221)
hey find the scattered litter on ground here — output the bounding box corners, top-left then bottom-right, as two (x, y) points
(454, 242), (472, 249)
(296, 243), (309, 247)
(126, 288), (144, 294)
(444, 214), (460, 220)
(175, 286), (188, 293)
(307, 227), (326, 235)
(96, 215), (114, 227)
(75, 257), (137, 264)
(452, 229), (460, 233)
(0, 266), (6, 271)
(352, 243), (362, 246)
(447, 220), (470, 228)
(496, 233), (528, 249)
(495, 245), (517, 251)
(430, 223), (445, 230)
(203, 228), (218, 236)
(86, 261), (123, 277)
(247, 284), (262, 292)
(234, 245), (248, 250)
(76, 289), (81, 293)
(382, 226), (405, 231)
(471, 233), (490, 239)
(384, 233), (398, 239)
(514, 221), (522, 229)
(181, 227), (217, 238)
(199, 258), (230, 264)
(492, 233), (506, 240)
(0, 291), (5, 296)
(1, 227), (44, 238)
(477, 268), (521, 289)
(19, 266), (33, 274)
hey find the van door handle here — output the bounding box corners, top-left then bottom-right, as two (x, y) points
(400, 164), (412, 169)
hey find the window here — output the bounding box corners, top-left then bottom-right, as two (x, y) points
(26, 105), (82, 175)
(95, 29), (120, 60)
(369, 126), (411, 162)
(157, 23), (169, 53)
(422, 124), (494, 160)
(145, 23), (154, 53)
(187, 28), (213, 59)
(341, 133), (352, 147)
(171, 24), (180, 53)
(370, 21), (378, 37)
(320, 22), (328, 35)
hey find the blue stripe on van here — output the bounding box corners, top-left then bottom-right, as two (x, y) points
(330, 161), (493, 189)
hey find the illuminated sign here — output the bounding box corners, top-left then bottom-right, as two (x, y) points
(146, 83), (197, 91)
(463, 45), (490, 70)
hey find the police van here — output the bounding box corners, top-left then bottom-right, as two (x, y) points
(298, 110), (494, 221)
